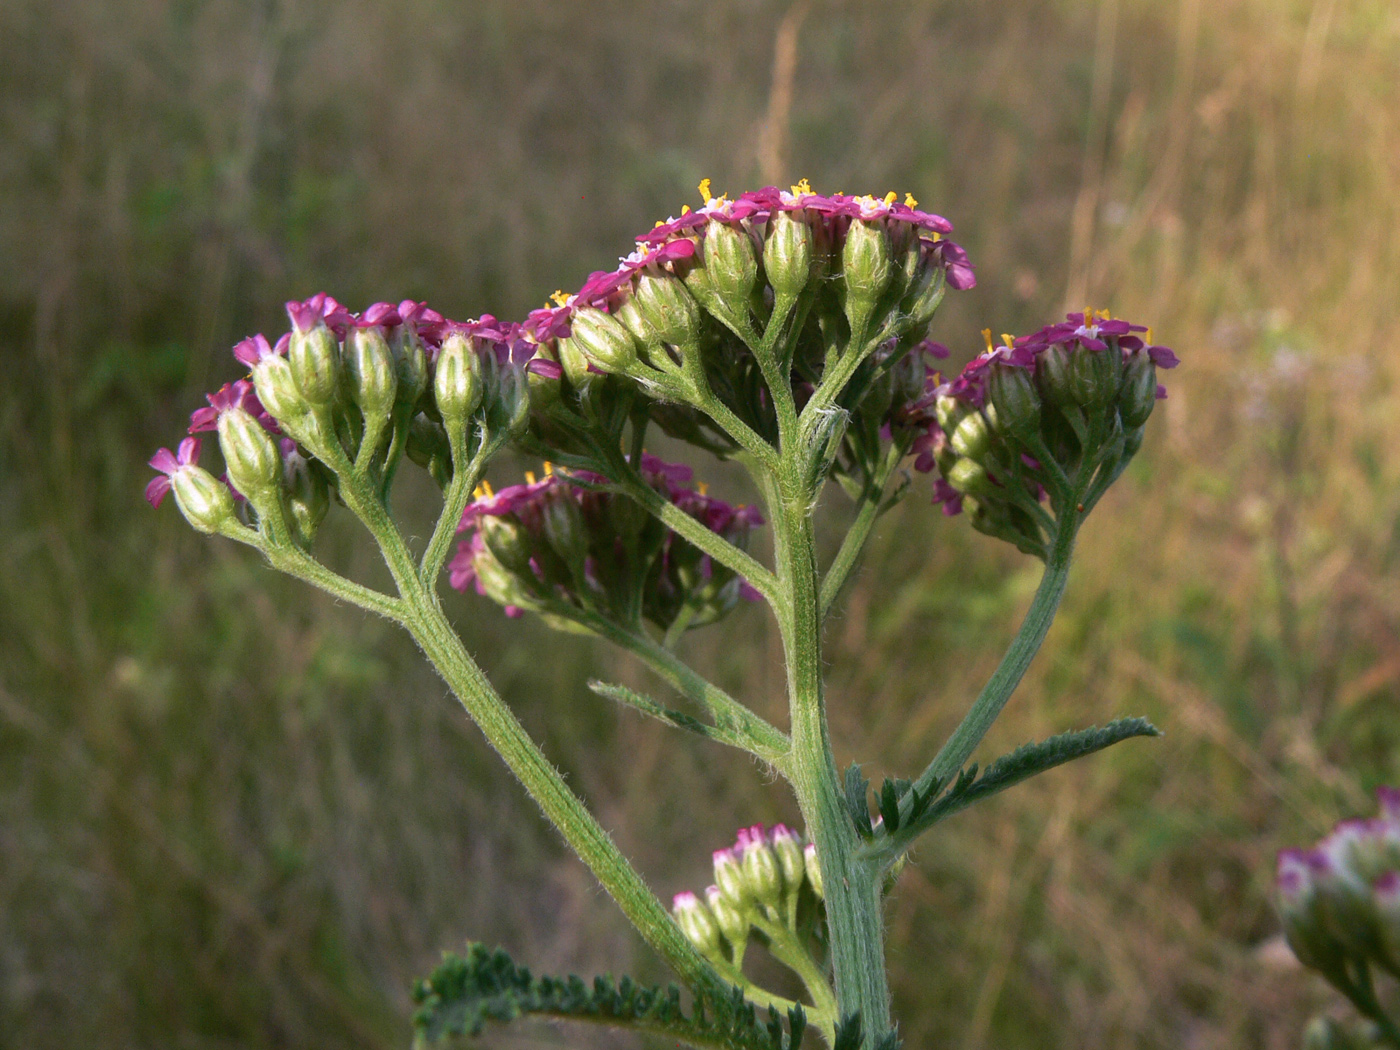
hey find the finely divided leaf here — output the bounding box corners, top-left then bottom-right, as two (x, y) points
(412, 943), (807, 1050)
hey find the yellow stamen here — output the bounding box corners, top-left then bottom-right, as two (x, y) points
(543, 461), (554, 476)
(550, 290), (569, 306)
(680, 204), (691, 215)
(524, 471), (536, 485)
(697, 481), (709, 496)
(931, 231), (941, 241)
(883, 191), (897, 206)
(1096, 308), (1111, 320)
(474, 480), (494, 499)
(1001, 333), (1015, 347)
(1146, 327), (1153, 343)
(791, 177), (813, 196)
(904, 193), (919, 208)
(982, 328), (995, 353)
(698, 178), (712, 203)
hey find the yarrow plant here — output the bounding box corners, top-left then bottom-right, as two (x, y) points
(1278, 790), (1400, 1048)
(149, 181), (1179, 1049)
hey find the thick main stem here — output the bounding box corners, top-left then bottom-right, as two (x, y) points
(770, 478), (892, 1046)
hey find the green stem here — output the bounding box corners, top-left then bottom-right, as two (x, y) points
(743, 294), (801, 450)
(420, 427), (499, 585)
(751, 912), (839, 1023)
(585, 615), (790, 764)
(818, 447), (902, 619)
(323, 447), (726, 995)
(707, 956), (826, 1040)
(768, 473), (892, 1047)
(905, 518), (1076, 810)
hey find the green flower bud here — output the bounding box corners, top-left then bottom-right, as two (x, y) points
(950, 410), (993, 461)
(900, 245), (948, 330)
(1067, 345), (1119, 408)
(634, 272), (702, 348)
(249, 355), (310, 431)
(946, 457), (995, 497)
(713, 847), (752, 910)
(284, 448), (329, 545)
(555, 335), (594, 390)
(342, 325), (399, 424)
(770, 826), (806, 905)
(1119, 351), (1157, 429)
(842, 219), (893, 326)
(565, 306), (640, 376)
(492, 363), (531, 438)
(217, 408), (282, 500)
(541, 491), (588, 571)
(672, 892), (724, 959)
(803, 843), (824, 900)
(702, 221), (759, 316)
(288, 322), (341, 408)
(473, 546), (539, 611)
(171, 465), (237, 535)
(935, 393), (969, 434)
(987, 363), (1041, 440)
(434, 333), (484, 434)
(1035, 344), (1075, 407)
(479, 515), (535, 578)
(406, 413), (450, 472)
(739, 835), (784, 912)
(763, 210), (814, 302)
(705, 885), (750, 950)
(391, 327), (429, 407)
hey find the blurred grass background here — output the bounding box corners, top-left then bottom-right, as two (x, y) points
(2, 0), (1399, 1047)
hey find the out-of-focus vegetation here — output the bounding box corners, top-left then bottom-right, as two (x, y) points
(2, 0), (1399, 1047)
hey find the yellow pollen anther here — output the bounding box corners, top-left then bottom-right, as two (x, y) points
(698, 178), (713, 203)
(474, 480), (494, 499)
(697, 481), (709, 496)
(791, 177), (814, 196)
(982, 328), (995, 353)
(1001, 333), (1015, 347)
(883, 191), (897, 206)
(680, 204), (691, 215)
(930, 231), (942, 242)
(904, 193), (919, 208)
(543, 462), (554, 476)
(1146, 327), (1153, 343)
(1096, 308), (1111, 320)
(524, 471), (536, 485)
(550, 290), (569, 306)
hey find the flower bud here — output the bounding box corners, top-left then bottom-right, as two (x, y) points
(284, 447), (329, 544)
(392, 327), (429, 407)
(1034, 344), (1075, 408)
(288, 321), (341, 408)
(842, 219), (893, 326)
(171, 465), (237, 535)
(1067, 345), (1119, 408)
(770, 825), (806, 901)
(1119, 351), (1158, 429)
(950, 410), (993, 461)
(555, 335), (594, 390)
(702, 221), (758, 316)
(634, 272), (702, 349)
(492, 363), (532, 439)
(900, 245), (949, 330)
(763, 210), (814, 302)
(342, 326), (398, 424)
(249, 355), (310, 431)
(406, 414), (450, 474)
(713, 847), (752, 910)
(935, 393), (968, 434)
(738, 828), (784, 912)
(541, 491), (588, 572)
(473, 545), (539, 611)
(566, 305), (640, 376)
(946, 457), (995, 497)
(803, 843), (824, 900)
(705, 885), (750, 949)
(479, 515), (536, 578)
(987, 363), (1041, 441)
(673, 892), (724, 959)
(217, 408), (282, 500)
(434, 333), (484, 434)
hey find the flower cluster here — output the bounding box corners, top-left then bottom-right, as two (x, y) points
(913, 311), (1180, 557)
(515, 180), (975, 468)
(672, 824), (823, 968)
(1278, 788), (1400, 980)
(448, 455), (762, 634)
(147, 296), (530, 545)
